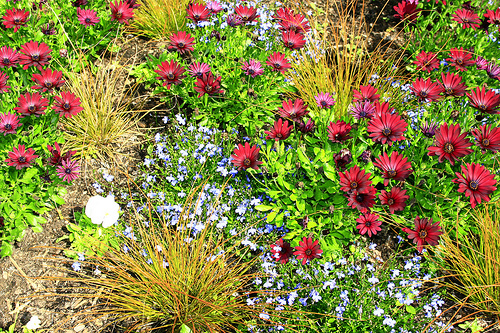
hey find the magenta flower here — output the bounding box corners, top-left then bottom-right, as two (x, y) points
(77, 8), (100, 26)
(0, 72), (10, 93)
(109, 0), (134, 24)
(266, 52), (291, 74)
(0, 112), (20, 135)
(2, 8), (29, 32)
(19, 41), (52, 70)
(14, 92), (49, 117)
(5, 145), (38, 170)
(57, 159), (81, 182)
(31, 68), (65, 93)
(53, 92), (84, 118)
(241, 59), (264, 78)
(188, 62), (211, 78)
(314, 92), (335, 108)
(0, 46), (19, 68)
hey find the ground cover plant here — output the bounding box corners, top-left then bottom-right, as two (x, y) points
(2, 0), (500, 331)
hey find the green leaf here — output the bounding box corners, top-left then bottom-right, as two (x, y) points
(0, 242), (13, 257)
(255, 205), (273, 212)
(296, 199), (305, 212)
(405, 305), (416, 314)
(266, 211), (277, 222)
(180, 324), (193, 333)
(19, 168), (38, 184)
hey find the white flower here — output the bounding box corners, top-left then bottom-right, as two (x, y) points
(26, 315), (41, 330)
(85, 195), (120, 228)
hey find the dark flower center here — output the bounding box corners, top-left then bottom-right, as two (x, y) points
(365, 221), (371, 227)
(356, 194), (364, 202)
(321, 101), (327, 106)
(304, 249), (312, 256)
(5, 124), (12, 130)
(350, 181), (358, 189)
(463, 18), (469, 23)
(178, 42), (185, 48)
(45, 82), (53, 88)
(116, 12), (123, 18)
(388, 198), (395, 205)
(248, 69), (255, 75)
(456, 59), (463, 65)
(443, 142), (454, 153)
(2, 58), (10, 65)
(382, 128), (392, 136)
(167, 73), (175, 80)
(469, 180), (479, 190)
(194, 14), (200, 20)
(85, 18), (91, 23)
(420, 91), (428, 97)
(206, 85), (213, 92)
(196, 72), (203, 77)
(63, 102), (71, 110)
(335, 133), (341, 140)
(65, 168), (72, 174)
(28, 105), (36, 112)
(478, 104), (487, 110)
(18, 156), (26, 163)
(445, 88), (453, 94)
(274, 63), (281, 69)
(14, 19), (20, 24)
(482, 138), (490, 146)
(286, 41), (294, 48)
(243, 158), (251, 166)
(32, 54), (40, 61)
(241, 15), (248, 21)
(359, 111), (366, 118)
(276, 133), (283, 138)
(387, 170), (397, 177)
(419, 230), (428, 239)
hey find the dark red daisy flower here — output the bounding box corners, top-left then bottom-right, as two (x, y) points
(226, 13), (243, 27)
(314, 92), (335, 108)
(293, 237), (322, 265)
(327, 120), (352, 143)
(194, 72), (224, 98)
(188, 62), (210, 78)
(447, 47), (475, 71)
(277, 98), (309, 121)
(486, 62), (500, 81)
(109, 0), (134, 24)
(271, 238), (294, 264)
(31, 68), (65, 93)
(231, 142), (262, 171)
(410, 77), (443, 103)
(124, 0), (140, 9)
(241, 59), (264, 78)
(367, 112), (408, 146)
(235, 5), (259, 23)
(439, 72), (467, 97)
(168, 31), (195, 55)
(471, 124), (500, 152)
(77, 8), (100, 26)
(347, 186), (377, 213)
(53, 92), (84, 118)
(0, 46), (19, 68)
(452, 8), (481, 29)
(373, 151), (413, 186)
(0, 112), (20, 135)
(427, 123), (473, 166)
(413, 51), (440, 73)
(14, 92), (48, 117)
(339, 165), (372, 194)
(353, 85), (380, 103)
(40, 23), (56, 35)
(47, 142), (75, 166)
(373, 101), (395, 117)
(56, 159), (81, 182)
(466, 86), (500, 114)
(154, 60), (186, 89)
(273, 7), (295, 21)
(296, 118), (315, 134)
(333, 148), (352, 171)
(356, 213), (382, 237)
(452, 163), (497, 209)
(420, 121), (439, 138)
(186, 3), (210, 22)
(476, 56), (488, 70)
(282, 30), (306, 50)
(5, 144), (38, 170)
(0, 72), (10, 93)
(266, 51), (291, 74)
(265, 118), (293, 141)
(393, 1), (420, 23)
(403, 216), (443, 253)
(72, 0), (88, 7)
(2, 8), (29, 32)
(19, 41), (52, 70)
(379, 187), (409, 214)
(484, 8), (500, 25)
(350, 101), (376, 120)
(278, 11), (311, 34)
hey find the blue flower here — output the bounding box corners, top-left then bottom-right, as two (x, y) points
(176, 114), (186, 125)
(72, 262), (81, 272)
(93, 182), (104, 193)
(383, 316), (396, 327)
(77, 253), (85, 261)
(162, 116), (169, 124)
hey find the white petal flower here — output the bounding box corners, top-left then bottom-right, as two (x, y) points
(26, 315), (41, 330)
(85, 195), (120, 228)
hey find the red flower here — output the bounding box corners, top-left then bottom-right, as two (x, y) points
(282, 30), (306, 50)
(315, 92), (335, 108)
(333, 148), (352, 171)
(452, 8), (480, 29)
(0, 72), (10, 93)
(56, 159), (81, 182)
(271, 238), (294, 264)
(297, 118), (315, 134)
(31, 68), (65, 93)
(277, 11), (310, 34)
(186, 2), (210, 22)
(439, 72), (467, 97)
(77, 8), (100, 26)
(339, 165), (372, 194)
(231, 142), (262, 171)
(446, 47), (475, 71)
(452, 163), (497, 209)
(356, 213), (382, 237)
(47, 142), (76, 166)
(347, 186), (377, 213)
(53, 92), (84, 118)
(277, 98), (309, 121)
(471, 124), (500, 152)
(327, 120), (352, 143)
(109, 0), (134, 24)
(373, 151), (413, 186)
(14, 92), (48, 117)
(266, 51), (291, 74)
(188, 62), (210, 78)
(194, 72), (224, 98)
(265, 118), (293, 141)
(154, 60), (186, 89)
(393, 1), (420, 23)
(235, 5), (259, 23)
(293, 237), (322, 265)
(168, 31), (195, 55)
(367, 112), (408, 146)
(0, 46), (19, 68)
(427, 123), (473, 166)
(241, 59), (264, 78)
(413, 51), (439, 73)
(5, 145), (38, 170)
(476, 56), (488, 70)
(466, 86), (500, 114)
(402, 216), (443, 253)
(353, 85), (380, 103)
(19, 41), (52, 70)
(486, 62), (500, 81)
(2, 8), (29, 32)
(410, 77), (443, 102)
(0, 112), (20, 135)
(484, 8), (500, 25)
(379, 187), (409, 214)
(373, 101), (395, 117)
(350, 101), (376, 120)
